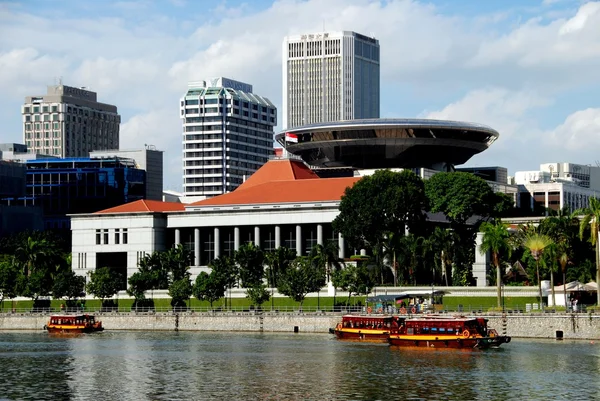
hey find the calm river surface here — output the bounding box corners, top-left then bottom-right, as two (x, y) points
(0, 331), (599, 401)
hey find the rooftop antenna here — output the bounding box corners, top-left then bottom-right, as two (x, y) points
(59, 76), (63, 86)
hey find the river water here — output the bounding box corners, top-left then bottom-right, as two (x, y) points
(0, 331), (599, 401)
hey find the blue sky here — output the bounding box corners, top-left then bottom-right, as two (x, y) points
(1, 0), (600, 190)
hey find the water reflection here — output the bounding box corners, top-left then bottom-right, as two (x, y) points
(0, 332), (599, 401)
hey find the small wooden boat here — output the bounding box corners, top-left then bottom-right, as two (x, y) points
(388, 315), (510, 349)
(44, 314), (104, 334)
(329, 314), (401, 342)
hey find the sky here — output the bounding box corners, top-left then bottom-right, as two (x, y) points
(1, 0), (600, 191)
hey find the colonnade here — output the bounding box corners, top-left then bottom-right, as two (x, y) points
(174, 224), (346, 266)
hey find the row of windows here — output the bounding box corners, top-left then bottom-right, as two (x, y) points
(183, 98), (275, 115)
(24, 105), (120, 122)
(25, 131), (61, 139)
(95, 228), (128, 245)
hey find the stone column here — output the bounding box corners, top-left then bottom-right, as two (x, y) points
(174, 228), (181, 246)
(338, 233), (345, 259)
(317, 224), (323, 246)
(275, 225), (281, 248)
(214, 227), (220, 259)
(296, 225), (302, 256)
(234, 227), (240, 251)
(254, 226), (260, 247)
(194, 228), (200, 266)
(473, 231), (488, 287)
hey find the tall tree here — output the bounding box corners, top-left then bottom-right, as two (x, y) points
(522, 233), (553, 308)
(479, 220), (512, 308)
(308, 241), (342, 283)
(577, 197), (600, 304)
(235, 243), (265, 288)
(278, 256), (325, 308)
(87, 267), (122, 307)
(209, 256), (238, 310)
(332, 169), (428, 253)
(425, 172), (503, 285)
(52, 270), (85, 304)
(0, 256), (19, 309)
(193, 271), (226, 308)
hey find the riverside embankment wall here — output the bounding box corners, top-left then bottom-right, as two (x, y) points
(1, 313), (599, 340)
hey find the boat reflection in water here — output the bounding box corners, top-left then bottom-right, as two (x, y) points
(388, 315), (511, 349)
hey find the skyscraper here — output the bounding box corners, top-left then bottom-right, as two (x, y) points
(180, 78), (276, 199)
(282, 31), (380, 130)
(21, 84), (120, 157)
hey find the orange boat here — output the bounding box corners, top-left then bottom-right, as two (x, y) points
(329, 314), (401, 342)
(44, 314), (104, 334)
(388, 315), (510, 349)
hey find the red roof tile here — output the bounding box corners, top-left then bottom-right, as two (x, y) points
(95, 199), (185, 214)
(191, 177), (360, 207)
(236, 159), (319, 190)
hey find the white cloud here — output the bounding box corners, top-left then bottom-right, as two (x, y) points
(423, 87), (551, 144)
(1, 0), (600, 189)
(550, 108), (600, 151)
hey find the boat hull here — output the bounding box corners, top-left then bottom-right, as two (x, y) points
(388, 335), (511, 349)
(45, 325), (104, 334)
(331, 328), (391, 342)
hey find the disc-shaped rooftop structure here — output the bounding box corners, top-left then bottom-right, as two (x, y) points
(275, 119), (499, 170)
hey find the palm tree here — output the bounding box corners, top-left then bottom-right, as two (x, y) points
(398, 234), (422, 285)
(523, 233), (553, 309)
(383, 232), (402, 286)
(577, 197), (600, 304)
(558, 247), (570, 310)
(430, 227), (454, 287)
(479, 220), (512, 308)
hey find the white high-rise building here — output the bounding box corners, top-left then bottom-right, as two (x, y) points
(21, 84), (120, 157)
(282, 31), (380, 130)
(180, 78), (277, 200)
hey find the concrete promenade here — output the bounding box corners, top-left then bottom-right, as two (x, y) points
(1, 312), (599, 340)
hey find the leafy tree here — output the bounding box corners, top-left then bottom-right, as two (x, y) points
(208, 256), (238, 310)
(577, 197), (600, 304)
(480, 220), (512, 308)
(127, 270), (154, 309)
(52, 270), (85, 303)
(0, 257), (19, 309)
(245, 283), (270, 309)
(265, 247), (296, 289)
(235, 243), (264, 288)
(87, 267), (122, 307)
(332, 262), (375, 306)
(397, 234), (423, 285)
(193, 271), (226, 308)
(169, 277), (192, 310)
(308, 241), (341, 282)
(277, 256), (324, 307)
(332, 169), (428, 253)
(164, 245), (193, 282)
(522, 233), (553, 308)
(425, 172), (502, 285)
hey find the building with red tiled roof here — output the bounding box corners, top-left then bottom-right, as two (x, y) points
(69, 118), (508, 288)
(71, 157), (360, 284)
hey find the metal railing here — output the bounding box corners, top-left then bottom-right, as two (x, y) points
(1, 304), (597, 315)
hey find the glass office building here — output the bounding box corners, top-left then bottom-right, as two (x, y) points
(2, 158), (145, 230)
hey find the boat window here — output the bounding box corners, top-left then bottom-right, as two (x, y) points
(407, 328), (414, 335)
(439, 327), (446, 333)
(422, 327), (429, 333)
(430, 327), (437, 333)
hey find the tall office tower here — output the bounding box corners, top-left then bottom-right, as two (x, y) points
(282, 31), (380, 130)
(180, 78), (277, 199)
(21, 84), (120, 157)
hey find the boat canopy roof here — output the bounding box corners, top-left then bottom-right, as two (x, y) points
(366, 291), (448, 304)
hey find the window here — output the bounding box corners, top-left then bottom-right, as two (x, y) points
(115, 228), (120, 244)
(123, 229), (128, 244)
(96, 230), (101, 245)
(42, 106), (49, 113)
(33, 106), (40, 113)
(103, 229), (109, 244)
(52, 105), (58, 112)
